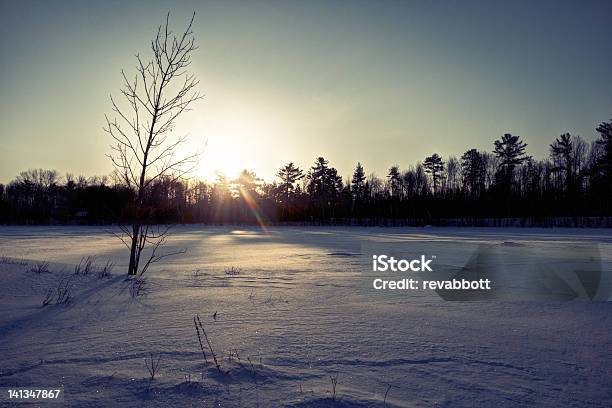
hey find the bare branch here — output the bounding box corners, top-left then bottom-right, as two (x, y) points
(105, 12), (201, 276)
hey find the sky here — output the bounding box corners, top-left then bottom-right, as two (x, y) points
(1, 0), (611, 184)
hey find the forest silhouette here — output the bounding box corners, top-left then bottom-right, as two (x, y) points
(1, 119), (611, 227)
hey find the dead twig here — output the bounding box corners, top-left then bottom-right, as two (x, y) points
(31, 261), (51, 274)
(330, 373), (338, 401)
(384, 384), (393, 406)
(194, 314), (225, 374)
(145, 352), (162, 380)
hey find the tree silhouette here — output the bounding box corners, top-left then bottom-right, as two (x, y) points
(493, 133), (529, 191)
(594, 119), (612, 208)
(306, 157), (329, 198)
(104, 12), (202, 276)
(550, 133), (576, 192)
(461, 149), (486, 198)
(276, 162), (304, 203)
(235, 170), (260, 194)
(307, 157), (342, 200)
(387, 166), (402, 198)
(595, 120), (612, 179)
(351, 162), (366, 200)
(423, 154), (444, 196)
(445, 156), (459, 194)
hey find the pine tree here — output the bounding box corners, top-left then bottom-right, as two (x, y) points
(236, 170), (260, 195)
(595, 120), (612, 179)
(276, 162), (304, 203)
(549, 133), (574, 192)
(306, 157), (329, 197)
(423, 154), (445, 196)
(493, 133), (529, 191)
(595, 119), (612, 206)
(387, 166), (402, 198)
(307, 157), (342, 201)
(460, 149), (486, 198)
(351, 162), (366, 200)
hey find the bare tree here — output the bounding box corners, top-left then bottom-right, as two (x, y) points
(105, 12), (202, 275)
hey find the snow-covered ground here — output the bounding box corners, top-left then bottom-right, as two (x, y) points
(0, 226), (611, 407)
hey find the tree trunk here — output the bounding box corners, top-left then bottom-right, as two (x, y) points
(128, 224), (140, 275)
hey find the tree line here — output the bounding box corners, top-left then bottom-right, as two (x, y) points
(1, 119), (611, 226)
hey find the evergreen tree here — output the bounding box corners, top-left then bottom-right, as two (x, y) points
(387, 166), (402, 198)
(549, 133), (575, 192)
(307, 157), (342, 202)
(594, 119), (612, 207)
(235, 170), (260, 196)
(423, 154), (444, 196)
(307, 157), (329, 197)
(276, 162), (304, 203)
(595, 120), (612, 180)
(493, 133), (529, 191)
(460, 149), (486, 198)
(351, 162), (366, 200)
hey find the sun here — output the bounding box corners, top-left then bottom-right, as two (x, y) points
(190, 110), (264, 182)
(183, 100), (290, 183)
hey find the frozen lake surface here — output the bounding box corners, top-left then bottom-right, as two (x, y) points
(0, 226), (611, 407)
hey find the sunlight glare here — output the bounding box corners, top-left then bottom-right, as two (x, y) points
(193, 110), (265, 181)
